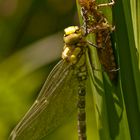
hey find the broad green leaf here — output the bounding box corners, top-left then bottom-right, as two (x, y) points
(76, 0), (140, 140)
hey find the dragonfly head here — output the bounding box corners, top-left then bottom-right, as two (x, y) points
(63, 26), (84, 45)
(62, 26), (86, 64)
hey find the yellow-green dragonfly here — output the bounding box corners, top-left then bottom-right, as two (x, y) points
(9, 26), (94, 140)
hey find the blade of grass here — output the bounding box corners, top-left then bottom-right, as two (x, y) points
(114, 0), (140, 139)
(76, 0), (139, 140)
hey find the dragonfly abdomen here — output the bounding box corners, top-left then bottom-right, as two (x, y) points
(77, 83), (87, 140)
(77, 63), (87, 140)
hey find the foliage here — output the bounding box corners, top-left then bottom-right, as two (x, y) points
(0, 0), (139, 140)
(0, 0), (76, 139)
(77, 0), (140, 139)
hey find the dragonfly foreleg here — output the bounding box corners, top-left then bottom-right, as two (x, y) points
(97, 0), (115, 8)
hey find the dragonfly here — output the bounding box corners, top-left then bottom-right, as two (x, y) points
(78, 0), (118, 81)
(9, 26), (94, 140)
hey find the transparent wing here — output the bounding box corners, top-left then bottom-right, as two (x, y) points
(9, 60), (79, 140)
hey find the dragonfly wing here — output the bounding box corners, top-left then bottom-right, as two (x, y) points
(10, 60), (79, 140)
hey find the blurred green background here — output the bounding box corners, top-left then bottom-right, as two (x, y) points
(0, 0), (78, 139)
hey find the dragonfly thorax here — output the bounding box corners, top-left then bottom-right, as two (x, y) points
(62, 26), (87, 64)
(63, 26), (83, 45)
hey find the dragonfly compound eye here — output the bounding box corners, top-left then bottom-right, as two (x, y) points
(64, 26), (79, 35)
(64, 26), (82, 45)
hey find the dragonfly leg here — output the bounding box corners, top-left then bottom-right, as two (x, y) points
(88, 23), (113, 33)
(97, 0), (115, 8)
(109, 68), (120, 72)
(87, 40), (98, 48)
(81, 25), (88, 36)
(111, 25), (115, 31)
(80, 8), (87, 33)
(94, 67), (120, 73)
(90, 63), (119, 73)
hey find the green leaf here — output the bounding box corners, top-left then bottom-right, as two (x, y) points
(76, 0), (140, 140)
